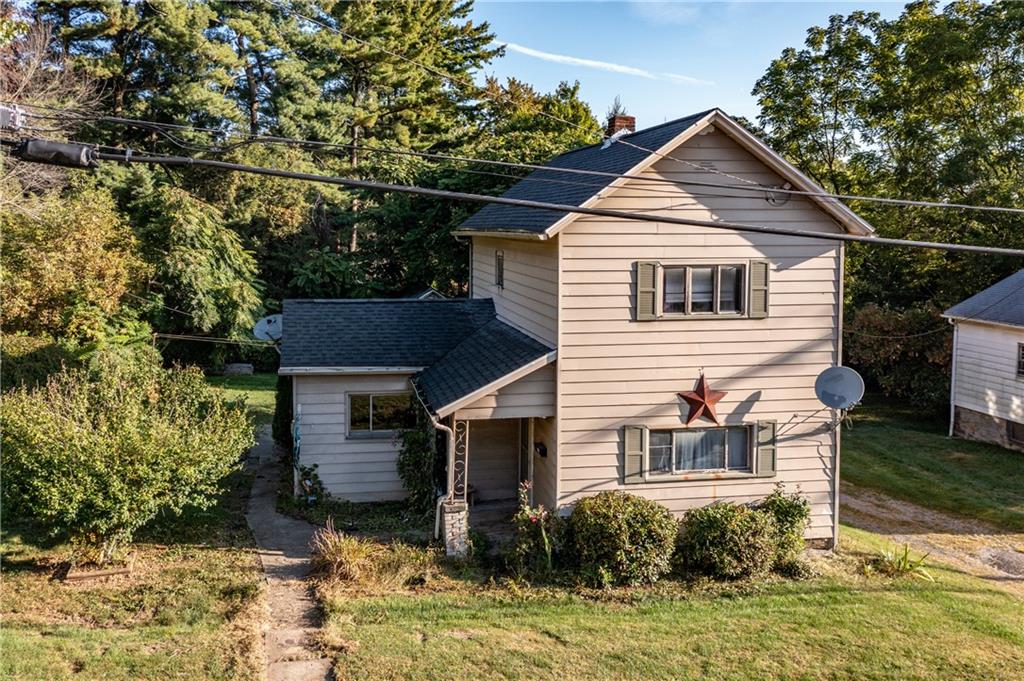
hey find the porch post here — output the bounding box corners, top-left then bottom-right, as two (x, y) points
(442, 417), (470, 557)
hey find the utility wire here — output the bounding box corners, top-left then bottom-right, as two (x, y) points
(19, 102), (1024, 217)
(263, 0), (1024, 216)
(154, 332), (273, 346)
(7, 141), (1009, 257)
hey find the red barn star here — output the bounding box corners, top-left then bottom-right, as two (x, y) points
(678, 374), (728, 426)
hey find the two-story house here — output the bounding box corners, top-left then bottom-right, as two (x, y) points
(278, 109), (875, 555)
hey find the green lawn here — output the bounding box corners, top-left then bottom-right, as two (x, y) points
(0, 472), (264, 680)
(843, 398), (1024, 530)
(206, 372), (277, 426)
(318, 527), (1023, 681)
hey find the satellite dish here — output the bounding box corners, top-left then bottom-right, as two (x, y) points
(253, 314), (283, 342)
(814, 366), (864, 410)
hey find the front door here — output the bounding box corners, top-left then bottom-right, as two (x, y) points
(467, 419), (519, 502)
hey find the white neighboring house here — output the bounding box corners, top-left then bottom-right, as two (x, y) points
(943, 269), (1024, 452)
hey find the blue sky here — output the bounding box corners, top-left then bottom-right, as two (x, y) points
(470, 1), (907, 127)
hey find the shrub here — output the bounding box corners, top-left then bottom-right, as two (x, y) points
(310, 518), (438, 588)
(396, 414), (439, 514)
(676, 503), (778, 580)
(0, 335), (79, 390)
(310, 519), (381, 583)
(845, 303), (951, 412)
(756, 484), (811, 566)
(1, 352), (254, 563)
(567, 491), (677, 586)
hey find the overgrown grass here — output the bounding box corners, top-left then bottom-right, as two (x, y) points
(0, 471), (264, 680)
(206, 372), (277, 426)
(843, 397), (1024, 530)
(316, 525), (1024, 681)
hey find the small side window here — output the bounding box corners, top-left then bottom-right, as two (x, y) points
(1017, 343), (1024, 378)
(495, 250), (504, 289)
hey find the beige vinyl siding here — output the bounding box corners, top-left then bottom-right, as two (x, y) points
(532, 416), (558, 509)
(556, 128), (842, 539)
(454, 364), (556, 420)
(294, 374), (412, 501)
(953, 321), (1024, 424)
(472, 236), (559, 345)
(467, 419), (519, 501)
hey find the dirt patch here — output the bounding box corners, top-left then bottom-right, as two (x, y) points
(841, 482), (1024, 596)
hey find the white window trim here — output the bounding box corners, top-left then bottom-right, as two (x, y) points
(660, 262), (748, 317)
(644, 424), (754, 481)
(1016, 342), (1024, 379)
(347, 390), (413, 439)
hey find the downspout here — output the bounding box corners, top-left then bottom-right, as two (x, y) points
(411, 380), (453, 540)
(948, 319), (959, 438)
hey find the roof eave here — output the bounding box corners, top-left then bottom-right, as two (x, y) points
(278, 366), (422, 375)
(452, 228), (550, 241)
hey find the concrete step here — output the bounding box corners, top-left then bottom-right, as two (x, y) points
(267, 657), (333, 681)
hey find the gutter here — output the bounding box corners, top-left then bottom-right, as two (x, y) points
(411, 379), (453, 540)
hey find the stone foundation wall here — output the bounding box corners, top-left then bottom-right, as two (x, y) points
(954, 405), (1024, 453)
(442, 501), (469, 557)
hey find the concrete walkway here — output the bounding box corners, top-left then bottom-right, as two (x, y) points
(245, 427), (333, 681)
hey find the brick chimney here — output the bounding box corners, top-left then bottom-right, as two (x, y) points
(606, 114), (636, 137)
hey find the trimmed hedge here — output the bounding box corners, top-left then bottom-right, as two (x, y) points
(676, 503), (778, 580)
(568, 490), (677, 586)
(757, 485), (811, 566)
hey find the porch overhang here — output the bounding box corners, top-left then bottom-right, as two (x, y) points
(411, 318), (556, 419)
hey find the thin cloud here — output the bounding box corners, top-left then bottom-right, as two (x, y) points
(662, 72), (715, 86)
(503, 42), (655, 79)
(501, 42), (712, 86)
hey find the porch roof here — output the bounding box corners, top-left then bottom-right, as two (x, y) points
(412, 318), (555, 417)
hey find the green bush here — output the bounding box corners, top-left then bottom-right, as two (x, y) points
(1, 352), (254, 563)
(396, 411), (439, 514)
(676, 503), (778, 580)
(567, 491), (677, 587)
(756, 484), (811, 566)
(0, 335), (79, 390)
(273, 373), (293, 447)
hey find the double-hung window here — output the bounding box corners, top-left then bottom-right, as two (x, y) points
(663, 264), (745, 315)
(648, 426), (751, 475)
(349, 393), (415, 437)
(1017, 343), (1024, 378)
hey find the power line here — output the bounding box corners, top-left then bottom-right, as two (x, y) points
(19, 102), (1024, 218)
(154, 332), (273, 347)
(7, 138), (1017, 256)
(262, 1), (1024, 217)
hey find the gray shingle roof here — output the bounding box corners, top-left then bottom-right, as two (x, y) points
(943, 269), (1024, 328)
(412, 318), (554, 413)
(457, 110), (713, 234)
(280, 298), (495, 369)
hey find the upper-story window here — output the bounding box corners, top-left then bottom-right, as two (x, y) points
(636, 260), (769, 320)
(495, 250), (504, 289)
(1017, 343), (1024, 378)
(663, 264), (744, 315)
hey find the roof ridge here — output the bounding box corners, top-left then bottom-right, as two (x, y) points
(544, 108), (718, 160)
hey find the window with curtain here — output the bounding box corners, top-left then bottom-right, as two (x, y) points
(661, 264), (745, 315)
(648, 426), (751, 474)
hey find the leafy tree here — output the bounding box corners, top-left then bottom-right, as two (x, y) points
(132, 184), (264, 338)
(0, 183), (147, 340)
(2, 352), (255, 563)
(753, 0), (1024, 407)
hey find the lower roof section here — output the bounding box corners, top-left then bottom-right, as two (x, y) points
(412, 318), (556, 418)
